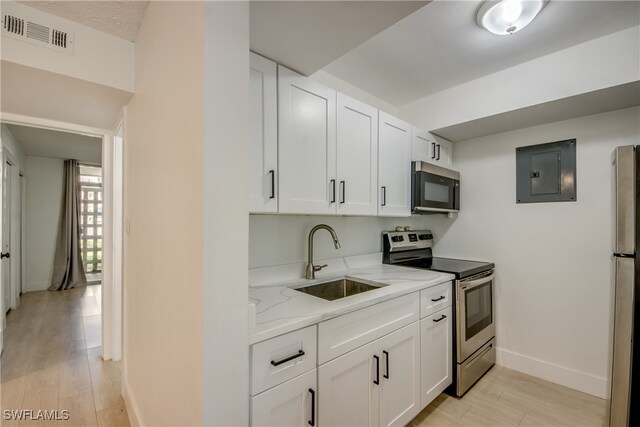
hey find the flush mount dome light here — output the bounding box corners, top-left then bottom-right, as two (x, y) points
(476, 0), (548, 35)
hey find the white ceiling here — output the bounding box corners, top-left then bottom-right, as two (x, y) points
(250, 1), (428, 75)
(19, 0), (149, 42)
(5, 123), (102, 164)
(323, 0), (640, 106)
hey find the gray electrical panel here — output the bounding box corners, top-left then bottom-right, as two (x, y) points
(516, 139), (576, 203)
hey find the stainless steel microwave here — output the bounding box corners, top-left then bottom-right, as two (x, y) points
(412, 161), (460, 214)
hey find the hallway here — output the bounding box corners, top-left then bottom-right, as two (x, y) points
(1, 286), (129, 426)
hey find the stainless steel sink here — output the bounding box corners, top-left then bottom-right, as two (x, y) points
(293, 278), (384, 301)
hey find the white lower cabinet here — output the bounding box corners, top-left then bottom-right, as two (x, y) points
(250, 287), (454, 426)
(420, 306), (453, 408)
(251, 369), (317, 427)
(319, 322), (420, 427)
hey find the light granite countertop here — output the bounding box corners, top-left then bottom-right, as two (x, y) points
(249, 263), (454, 345)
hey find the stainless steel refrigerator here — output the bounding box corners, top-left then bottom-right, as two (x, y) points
(610, 145), (638, 427)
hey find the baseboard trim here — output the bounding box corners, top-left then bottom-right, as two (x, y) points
(496, 347), (608, 399)
(26, 281), (49, 292)
(123, 380), (143, 427)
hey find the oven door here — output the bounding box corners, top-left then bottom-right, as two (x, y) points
(456, 271), (495, 362)
(413, 170), (460, 212)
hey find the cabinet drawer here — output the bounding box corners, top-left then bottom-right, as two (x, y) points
(420, 281), (452, 318)
(251, 326), (317, 395)
(318, 293), (419, 364)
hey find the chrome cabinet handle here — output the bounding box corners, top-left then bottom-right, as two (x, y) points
(270, 350), (304, 366)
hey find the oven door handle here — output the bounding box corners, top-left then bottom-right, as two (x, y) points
(459, 272), (494, 290)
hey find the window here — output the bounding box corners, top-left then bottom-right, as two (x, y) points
(79, 165), (102, 273)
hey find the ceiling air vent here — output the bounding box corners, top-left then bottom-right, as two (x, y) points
(26, 21), (49, 44)
(1, 6), (74, 55)
(3, 15), (24, 36)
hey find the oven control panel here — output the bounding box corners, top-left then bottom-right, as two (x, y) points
(383, 230), (434, 252)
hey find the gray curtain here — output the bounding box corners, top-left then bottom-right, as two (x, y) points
(49, 160), (87, 291)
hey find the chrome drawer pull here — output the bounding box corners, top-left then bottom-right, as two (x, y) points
(271, 350), (305, 366)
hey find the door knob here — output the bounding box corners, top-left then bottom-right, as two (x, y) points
(1, 252), (10, 259)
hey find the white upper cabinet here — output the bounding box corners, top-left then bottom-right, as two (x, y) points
(249, 53), (278, 213)
(278, 66), (337, 214)
(378, 112), (412, 217)
(412, 127), (453, 167)
(336, 93), (378, 216)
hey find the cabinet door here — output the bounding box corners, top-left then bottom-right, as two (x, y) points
(336, 93), (378, 216)
(249, 53), (278, 213)
(251, 370), (317, 427)
(319, 339), (380, 427)
(420, 306), (453, 409)
(278, 66), (337, 214)
(378, 112), (411, 217)
(379, 322), (421, 427)
(434, 136), (452, 166)
(411, 127), (435, 163)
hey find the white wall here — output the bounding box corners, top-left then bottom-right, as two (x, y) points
(1, 1), (134, 92)
(434, 106), (640, 398)
(202, 2), (249, 426)
(24, 156), (63, 292)
(1, 124), (26, 169)
(123, 2), (205, 425)
(249, 214), (454, 269)
(400, 26), (640, 132)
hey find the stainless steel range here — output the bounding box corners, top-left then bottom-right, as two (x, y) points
(383, 230), (495, 396)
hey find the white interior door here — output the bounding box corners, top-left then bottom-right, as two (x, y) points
(2, 160), (12, 314)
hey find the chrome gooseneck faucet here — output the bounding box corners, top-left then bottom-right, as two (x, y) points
(306, 224), (341, 280)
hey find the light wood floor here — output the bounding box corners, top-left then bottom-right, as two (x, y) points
(1, 286), (130, 426)
(410, 365), (607, 427)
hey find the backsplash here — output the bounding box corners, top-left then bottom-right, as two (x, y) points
(249, 214), (455, 268)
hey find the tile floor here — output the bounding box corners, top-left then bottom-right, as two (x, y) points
(410, 365), (607, 427)
(1, 286), (129, 426)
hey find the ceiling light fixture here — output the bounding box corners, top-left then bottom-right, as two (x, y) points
(476, 0), (548, 36)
